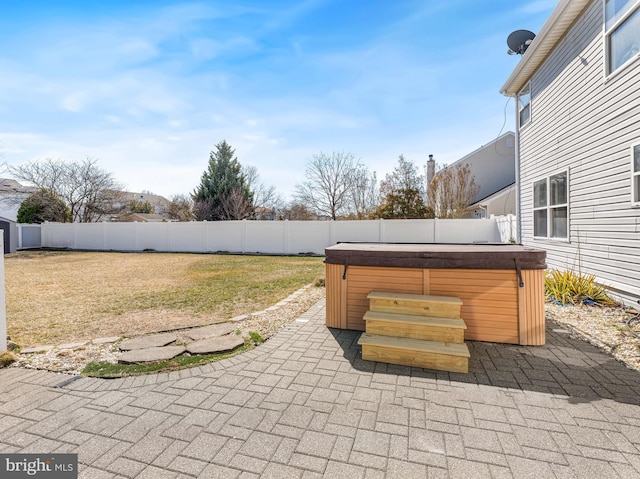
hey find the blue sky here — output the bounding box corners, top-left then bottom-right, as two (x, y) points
(0, 0), (555, 200)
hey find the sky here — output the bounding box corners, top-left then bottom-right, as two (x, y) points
(0, 0), (556, 201)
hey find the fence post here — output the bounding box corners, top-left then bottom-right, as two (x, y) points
(378, 218), (384, 242)
(283, 220), (289, 255)
(242, 219), (247, 253)
(0, 231), (6, 353)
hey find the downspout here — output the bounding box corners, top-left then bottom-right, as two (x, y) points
(514, 101), (522, 244)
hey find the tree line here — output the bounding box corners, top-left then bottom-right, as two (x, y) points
(3, 139), (479, 223)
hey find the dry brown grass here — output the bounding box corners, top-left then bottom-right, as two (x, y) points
(5, 250), (324, 347)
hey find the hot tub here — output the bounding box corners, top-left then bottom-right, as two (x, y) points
(324, 243), (547, 345)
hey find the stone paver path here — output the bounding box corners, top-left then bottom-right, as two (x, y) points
(2, 300), (640, 478)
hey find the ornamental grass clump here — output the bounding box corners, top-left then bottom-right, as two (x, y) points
(544, 269), (615, 306)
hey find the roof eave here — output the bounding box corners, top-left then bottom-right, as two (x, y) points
(500, 0), (592, 96)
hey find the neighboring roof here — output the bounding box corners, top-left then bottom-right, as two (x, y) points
(0, 178), (37, 194)
(119, 213), (166, 222)
(500, 0), (591, 96)
(469, 183), (516, 207)
(119, 191), (171, 207)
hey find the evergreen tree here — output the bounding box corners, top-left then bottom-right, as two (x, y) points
(192, 140), (253, 220)
(373, 155), (434, 219)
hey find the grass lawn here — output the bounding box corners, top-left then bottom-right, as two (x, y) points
(5, 251), (324, 347)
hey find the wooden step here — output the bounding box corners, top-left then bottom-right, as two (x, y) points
(358, 333), (469, 373)
(367, 291), (462, 319)
(363, 310), (466, 343)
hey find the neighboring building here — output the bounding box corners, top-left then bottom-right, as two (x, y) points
(119, 213), (168, 222)
(469, 183), (516, 219)
(112, 192), (172, 217)
(430, 132), (516, 218)
(501, 0), (640, 304)
(0, 178), (36, 221)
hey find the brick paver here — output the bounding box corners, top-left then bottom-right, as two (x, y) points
(2, 299), (640, 478)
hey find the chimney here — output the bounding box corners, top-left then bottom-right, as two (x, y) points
(427, 154), (435, 186)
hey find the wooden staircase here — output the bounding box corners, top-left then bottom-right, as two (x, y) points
(358, 291), (470, 373)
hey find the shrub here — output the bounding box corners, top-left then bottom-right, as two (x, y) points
(0, 351), (18, 368)
(544, 269), (615, 306)
(17, 189), (71, 223)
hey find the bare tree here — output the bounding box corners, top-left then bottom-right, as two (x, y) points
(349, 165), (378, 219)
(294, 151), (361, 220)
(5, 157), (125, 222)
(243, 165), (284, 220)
(427, 163), (480, 218)
(166, 194), (194, 221)
(281, 202), (317, 220)
(218, 187), (253, 220)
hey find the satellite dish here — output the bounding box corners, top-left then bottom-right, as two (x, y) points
(507, 30), (536, 55)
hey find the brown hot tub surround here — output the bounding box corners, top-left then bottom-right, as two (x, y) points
(325, 243), (547, 346)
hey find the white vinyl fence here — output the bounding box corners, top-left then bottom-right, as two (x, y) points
(23, 217), (517, 254)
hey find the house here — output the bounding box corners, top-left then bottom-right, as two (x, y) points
(119, 213), (167, 222)
(429, 132), (516, 218)
(501, 0), (640, 305)
(468, 184), (516, 219)
(0, 178), (37, 222)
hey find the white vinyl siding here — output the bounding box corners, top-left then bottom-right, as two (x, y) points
(518, 0), (640, 304)
(605, 0), (640, 74)
(633, 143), (640, 205)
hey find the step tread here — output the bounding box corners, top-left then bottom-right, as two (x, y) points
(367, 291), (463, 305)
(358, 333), (470, 357)
(364, 311), (467, 329)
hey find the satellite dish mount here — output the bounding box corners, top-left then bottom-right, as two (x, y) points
(507, 30), (536, 55)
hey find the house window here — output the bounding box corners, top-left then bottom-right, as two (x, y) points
(633, 143), (640, 205)
(533, 170), (569, 239)
(605, 0), (640, 74)
(518, 83), (531, 127)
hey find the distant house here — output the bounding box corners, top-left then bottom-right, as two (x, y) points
(0, 178), (36, 221)
(430, 132), (516, 218)
(501, 0), (640, 304)
(111, 192), (172, 218)
(119, 213), (168, 223)
(468, 184), (516, 219)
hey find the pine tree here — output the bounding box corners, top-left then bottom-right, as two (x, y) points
(192, 140), (253, 220)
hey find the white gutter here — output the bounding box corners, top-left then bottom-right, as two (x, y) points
(500, 0), (591, 96)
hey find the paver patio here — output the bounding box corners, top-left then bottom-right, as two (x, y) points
(1, 300), (640, 478)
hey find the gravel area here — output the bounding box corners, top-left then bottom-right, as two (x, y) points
(547, 301), (640, 371)
(12, 285), (326, 375)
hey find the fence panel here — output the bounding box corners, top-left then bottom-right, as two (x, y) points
(37, 218), (511, 254)
(205, 221), (245, 252)
(286, 221), (332, 255)
(42, 223), (76, 249)
(333, 220), (381, 244)
(434, 219), (501, 243)
(380, 219), (436, 243)
(493, 214), (517, 243)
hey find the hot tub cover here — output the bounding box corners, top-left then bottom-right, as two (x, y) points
(324, 243), (546, 270)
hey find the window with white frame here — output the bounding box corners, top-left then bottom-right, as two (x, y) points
(605, 0), (640, 74)
(633, 143), (640, 205)
(533, 170), (569, 239)
(518, 82), (531, 127)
